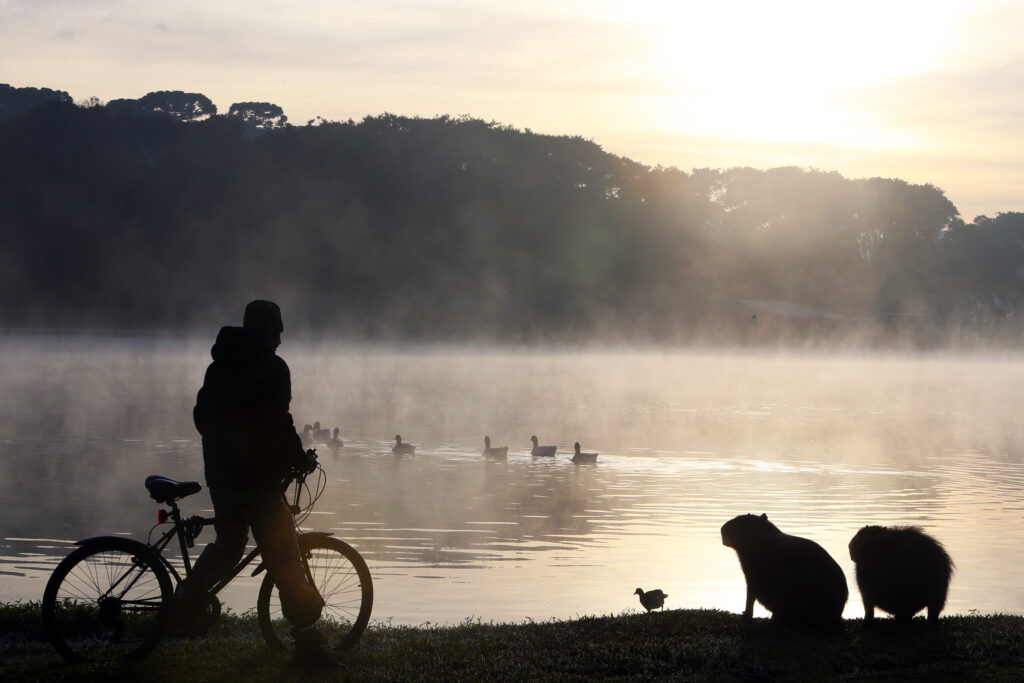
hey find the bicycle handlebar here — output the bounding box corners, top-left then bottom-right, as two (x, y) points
(282, 448), (319, 490)
(283, 449), (325, 519)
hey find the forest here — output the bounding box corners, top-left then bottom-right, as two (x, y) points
(1, 84), (1022, 347)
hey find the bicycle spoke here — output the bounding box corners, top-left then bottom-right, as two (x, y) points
(257, 536), (372, 652)
(43, 540), (171, 662)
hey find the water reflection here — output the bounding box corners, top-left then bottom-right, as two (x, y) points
(2, 339), (1024, 624)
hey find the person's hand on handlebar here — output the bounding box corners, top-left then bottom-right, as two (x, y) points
(293, 448), (319, 475)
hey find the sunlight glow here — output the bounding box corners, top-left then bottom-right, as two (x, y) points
(616, 0), (971, 148)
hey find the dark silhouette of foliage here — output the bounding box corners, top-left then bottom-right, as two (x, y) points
(228, 102), (288, 133)
(0, 84), (72, 119)
(0, 85), (1020, 346)
(107, 91), (217, 121)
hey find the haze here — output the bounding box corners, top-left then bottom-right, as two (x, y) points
(3, 0), (1023, 219)
(4, 341), (1024, 622)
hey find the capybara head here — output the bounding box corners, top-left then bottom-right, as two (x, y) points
(721, 513), (780, 549)
(848, 525), (886, 563)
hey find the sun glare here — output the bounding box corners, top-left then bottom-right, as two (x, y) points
(615, 0), (970, 149)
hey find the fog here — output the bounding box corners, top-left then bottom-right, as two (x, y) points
(3, 100), (1024, 349)
(3, 336), (1024, 623)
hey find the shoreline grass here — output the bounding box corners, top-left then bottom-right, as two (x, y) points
(3, 601), (1024, 681)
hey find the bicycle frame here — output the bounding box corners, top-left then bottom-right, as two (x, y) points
(43, 458), (370, 663)
(140, 470), (317, 593)
(141, 501), (267, 594)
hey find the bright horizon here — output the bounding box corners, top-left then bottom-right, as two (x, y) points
(3, 0), (1023, 220)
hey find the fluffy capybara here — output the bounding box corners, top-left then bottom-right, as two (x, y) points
(722, 513), (848, 628)
(849, 525), (953, 624)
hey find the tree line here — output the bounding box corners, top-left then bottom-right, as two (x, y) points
(1, 84), (1022, 347)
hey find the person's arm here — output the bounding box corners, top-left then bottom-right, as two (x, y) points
(270, 357), (307, 467)
(193, 365), (217, 435)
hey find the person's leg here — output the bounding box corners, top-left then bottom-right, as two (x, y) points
(180, 488), (250, 597)
(247, 493), (324, 628)
(247, 493), (340, 669)
(169, 489), (249, 636)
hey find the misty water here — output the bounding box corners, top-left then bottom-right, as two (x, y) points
(3, 335), (1024, 625)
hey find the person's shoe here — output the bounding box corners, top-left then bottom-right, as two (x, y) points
(290, 638), (345, 670)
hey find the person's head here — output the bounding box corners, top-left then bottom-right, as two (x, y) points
(243, 299), (284, 350)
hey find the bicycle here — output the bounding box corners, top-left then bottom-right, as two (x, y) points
(41, 453), (373, 662)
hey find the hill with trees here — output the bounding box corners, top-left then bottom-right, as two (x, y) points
(1, 85), (1022, 346)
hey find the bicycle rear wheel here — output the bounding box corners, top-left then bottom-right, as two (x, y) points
(42, 537), (173, 662)
(257, 534), (373, 652)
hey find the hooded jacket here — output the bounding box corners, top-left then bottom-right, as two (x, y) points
(193, 326), (303, 490)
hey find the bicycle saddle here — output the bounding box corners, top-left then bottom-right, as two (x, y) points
(145, 475), (202, 503)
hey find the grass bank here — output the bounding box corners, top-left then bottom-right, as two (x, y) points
(3, 602), (1023, 681)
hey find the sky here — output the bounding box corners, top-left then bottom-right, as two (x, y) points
(2, 0), (1023, 220)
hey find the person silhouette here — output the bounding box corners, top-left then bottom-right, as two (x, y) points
(177, 300), (340, 670)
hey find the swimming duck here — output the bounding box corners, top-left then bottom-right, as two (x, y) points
(299, 424), (313, 447)
(572, 442), (598, 463)
(634, 587), (668, 612)
(483, 436), (508, 458)
(327, 427), (344, 449)
(313, 421), (331, 442)
(393, 435), (416, 454)
(530, 435), (556, 457)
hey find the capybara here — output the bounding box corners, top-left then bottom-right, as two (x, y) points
(849, 525), (953, 623)
(722, 513), (848, 628)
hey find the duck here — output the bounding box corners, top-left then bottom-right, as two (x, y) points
(530, 435), (556, 457)
(313, 421), (331, 442)
(483, 436), (508, 458)
(571, 442), (598, 463)
(393, 434), (416, 454)
(299, 424), (313, 447)
(327, 427), (344, 449)
(634, 587), (668, 612)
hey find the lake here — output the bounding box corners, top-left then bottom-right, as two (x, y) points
(2, 335), (1024, 624)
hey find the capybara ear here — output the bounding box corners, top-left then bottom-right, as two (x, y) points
(761, 513), (768, 521)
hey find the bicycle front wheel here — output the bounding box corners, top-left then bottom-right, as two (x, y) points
(257, 534), (373, 652)
(42, 537), (173, 662)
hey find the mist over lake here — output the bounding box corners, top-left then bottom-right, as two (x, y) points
(5, 100), (1024, 350)
(2, 335), (1024, 624)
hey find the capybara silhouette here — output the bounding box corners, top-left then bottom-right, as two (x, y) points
(849, 525), (953, 624)
(722, 513), (848, 628)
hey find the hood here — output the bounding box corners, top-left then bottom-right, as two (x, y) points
(210, 326), (273, 366)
